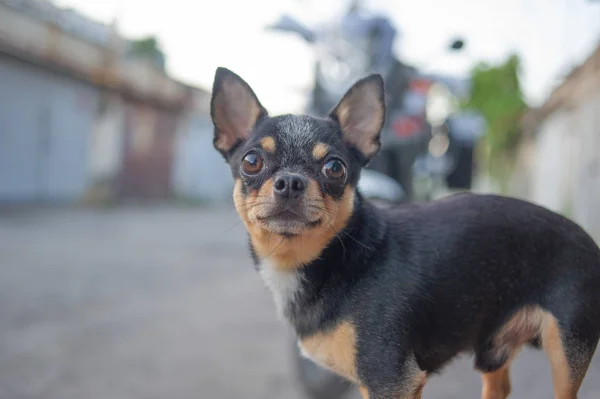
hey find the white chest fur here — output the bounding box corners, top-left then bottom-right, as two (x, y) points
(258, 260), (302, 318)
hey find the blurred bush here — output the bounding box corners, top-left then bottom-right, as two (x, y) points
(463, 54), (528, 190)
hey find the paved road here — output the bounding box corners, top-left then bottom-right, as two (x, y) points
(1, 206), (599, 399)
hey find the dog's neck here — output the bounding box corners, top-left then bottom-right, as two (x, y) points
(254, 193), (387, 335)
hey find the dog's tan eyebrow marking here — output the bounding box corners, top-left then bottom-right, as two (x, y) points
(312, 142), (329, 160)
(260, 136), (276, 153)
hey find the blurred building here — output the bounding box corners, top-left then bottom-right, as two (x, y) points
(518, 43), (600, 242)
(171, 89), (234, 202)
(0, 0), (229, 203)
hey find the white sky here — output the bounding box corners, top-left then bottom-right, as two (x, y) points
(56, 0), (600, 114)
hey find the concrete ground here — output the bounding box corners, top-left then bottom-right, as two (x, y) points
(1, 205), (599, 399)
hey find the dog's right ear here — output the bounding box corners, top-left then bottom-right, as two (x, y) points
(211, 67), (267, 157)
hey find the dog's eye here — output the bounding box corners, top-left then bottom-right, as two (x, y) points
(242, 153), (264, 175)
(322, 159), (346, 179)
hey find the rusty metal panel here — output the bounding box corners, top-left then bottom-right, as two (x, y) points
(118, 101), (179, 198)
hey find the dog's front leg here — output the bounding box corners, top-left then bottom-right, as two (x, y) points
(360, 355), (427, 399)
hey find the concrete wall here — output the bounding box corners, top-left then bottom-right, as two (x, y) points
(524, 88), (600, 242)
(530, 110), (574, 213)
(571, 90), (600, 242)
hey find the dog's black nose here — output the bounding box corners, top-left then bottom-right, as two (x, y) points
(273, 174), (306, 198)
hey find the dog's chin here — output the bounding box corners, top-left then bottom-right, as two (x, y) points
(256, 214), (322, 236)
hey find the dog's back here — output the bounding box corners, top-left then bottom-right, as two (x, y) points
(378, 193), (600, 394)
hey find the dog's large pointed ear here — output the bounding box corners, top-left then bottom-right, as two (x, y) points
(211, 67), (267, 157)
(329, 75), (385, 163)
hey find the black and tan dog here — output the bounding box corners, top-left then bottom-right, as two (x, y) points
(210, 67), (600, 399)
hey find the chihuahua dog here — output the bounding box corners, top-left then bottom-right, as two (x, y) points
(210, 67), (600, 399)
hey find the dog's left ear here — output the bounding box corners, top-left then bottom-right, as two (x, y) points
(211, 67), (267, 157)
(330, 75), (385, 163)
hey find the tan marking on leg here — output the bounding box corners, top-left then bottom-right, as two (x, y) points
(477, 306), (590, 399)
(359, 386), (369, 399)
(359, 358), (425, 399)
(393, 358), (427, 399)
(312, 142), (329, 160)
(477, 306), (562, 399)
(481, 366), (511, 399)
(300, 321), (358, 383)
(494, 306), (546, 352)
(412, 373), (427, 399)
(260, 136), (276, 153)
(542, 315), (581, 399)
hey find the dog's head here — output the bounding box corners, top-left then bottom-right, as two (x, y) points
(211, 68), (385, 269)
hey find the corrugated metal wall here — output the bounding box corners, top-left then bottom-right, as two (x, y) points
(118, 101), (178, 199)
(0, 56), (98, 201)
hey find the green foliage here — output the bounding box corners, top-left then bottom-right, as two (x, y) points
(464, 54), (527, 157)
(130, 36), (160, 55)
(463, 54), (528, 189)
(128, 36), (166, 71)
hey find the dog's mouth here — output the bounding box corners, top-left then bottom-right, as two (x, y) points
(256, 210), (322, 235)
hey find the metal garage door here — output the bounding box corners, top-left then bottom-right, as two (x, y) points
(0, 56), (98, 202)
